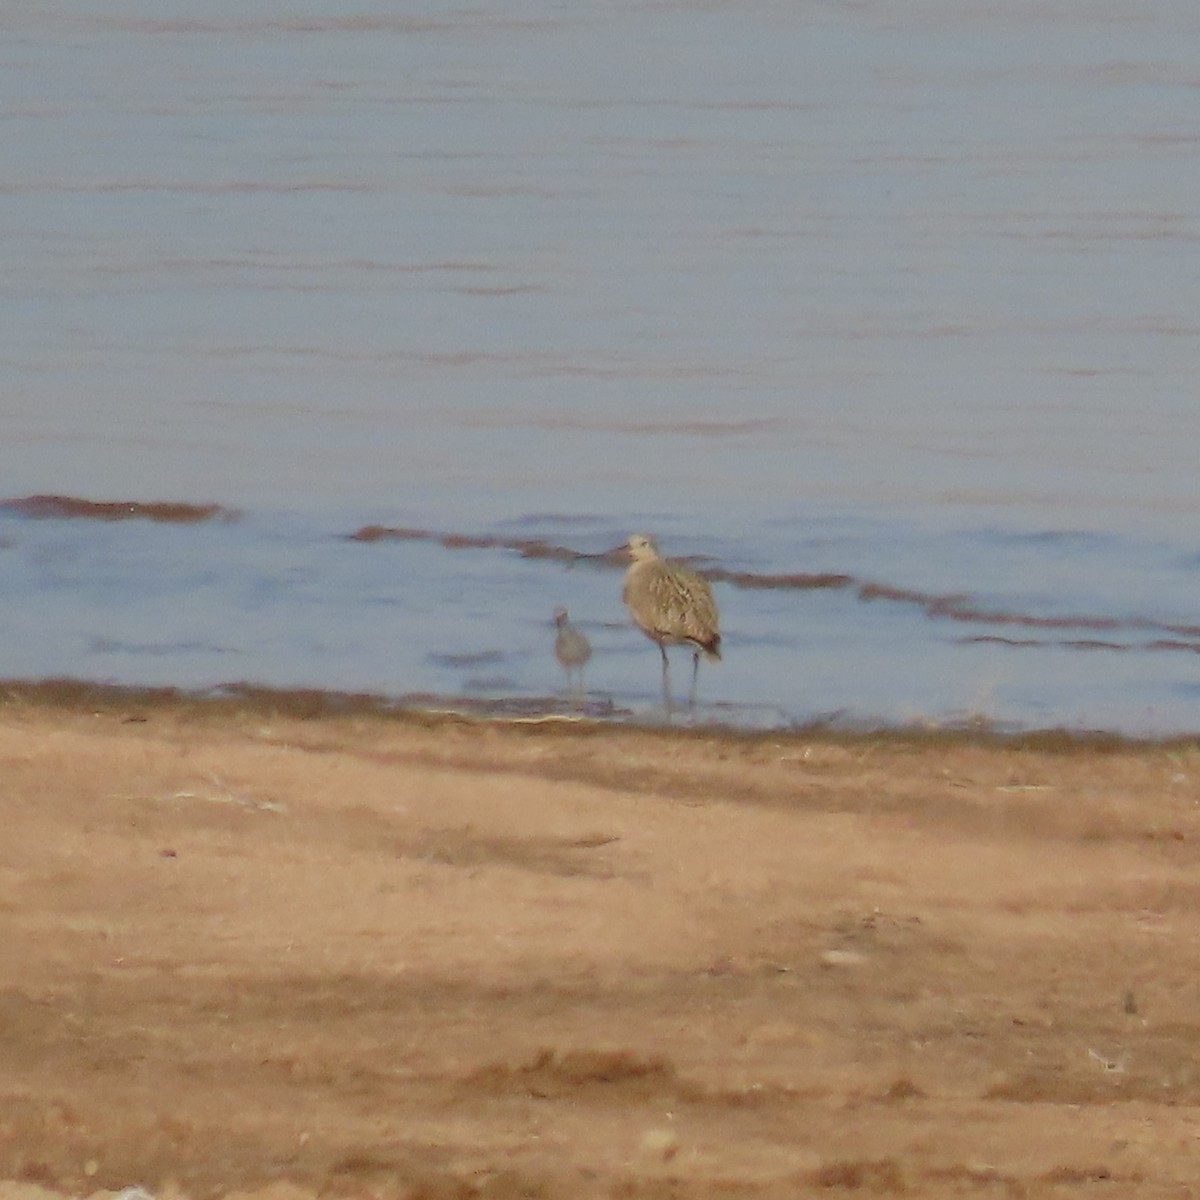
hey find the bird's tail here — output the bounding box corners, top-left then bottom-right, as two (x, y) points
(703, 634), (722, 662)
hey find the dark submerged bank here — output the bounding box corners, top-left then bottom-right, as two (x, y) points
(0, 495), (237, 523)
(3, 676), (1197, 755)
(349, 523), (1200, 646)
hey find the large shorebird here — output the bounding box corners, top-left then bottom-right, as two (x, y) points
(553, 607), (592, 701)
(621, 533), (721, 712)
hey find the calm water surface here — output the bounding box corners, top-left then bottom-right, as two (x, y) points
(4, 2), (1200, 732)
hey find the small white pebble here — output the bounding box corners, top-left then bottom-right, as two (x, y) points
(820, 948), (868, 967)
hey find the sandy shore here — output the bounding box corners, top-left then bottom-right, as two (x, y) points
(2, 685), (1200, 1198)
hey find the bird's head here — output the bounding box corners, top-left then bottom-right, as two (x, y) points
(625, 533), (659, 563)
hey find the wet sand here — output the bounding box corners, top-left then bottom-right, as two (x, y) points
(3, 685), (1200, 1198)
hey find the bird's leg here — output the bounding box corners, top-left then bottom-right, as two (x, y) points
(659, 642), (673, 717)
(689, 648), (700, 709)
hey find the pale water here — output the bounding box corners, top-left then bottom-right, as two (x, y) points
(4, 2), (1200, 732)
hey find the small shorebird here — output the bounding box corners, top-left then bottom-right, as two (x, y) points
(553, 607), (592, 701)
(621, 533), (721, 712)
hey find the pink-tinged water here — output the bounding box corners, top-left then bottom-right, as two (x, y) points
(3, 2), (1200, 732)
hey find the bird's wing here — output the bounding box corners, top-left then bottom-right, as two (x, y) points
(629, 562), (719, 647)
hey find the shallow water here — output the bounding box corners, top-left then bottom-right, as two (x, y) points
(4, 3), (1200, 732)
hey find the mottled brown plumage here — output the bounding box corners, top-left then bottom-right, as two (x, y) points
(622, 534), (721, 710)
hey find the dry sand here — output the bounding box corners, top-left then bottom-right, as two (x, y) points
(2, 685), (1200, 1198)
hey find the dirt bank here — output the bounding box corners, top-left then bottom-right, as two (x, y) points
(2, 686), (1200, 1197)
